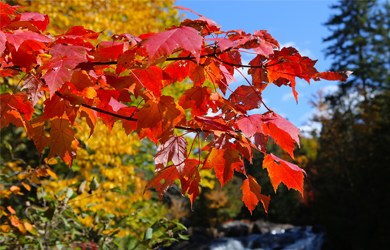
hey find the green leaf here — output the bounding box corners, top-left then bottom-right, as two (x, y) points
(69, 181), (82, 188)
(65, 188), (74, 199)
(144, 227), (153, 240)
(86, 203), (97, 208)
(178, 234), (189, 240)
(89, 176), (100, 191)
(44, 195), (57, 202)
(171, 220), (188, 231)
(110, 187), (123, 194)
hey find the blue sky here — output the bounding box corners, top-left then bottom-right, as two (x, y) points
(176, 0), (340, 135)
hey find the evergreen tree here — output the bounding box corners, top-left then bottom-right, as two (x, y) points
(323, 0), (390, 102)
(308, 1), (390, 249)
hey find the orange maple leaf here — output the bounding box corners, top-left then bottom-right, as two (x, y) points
(241, 175), (270, 214)
(263, 154), (306, 196)
(137, 96), (185, 144)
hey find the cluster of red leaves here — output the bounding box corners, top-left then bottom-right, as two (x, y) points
(0, 3), (350, 214)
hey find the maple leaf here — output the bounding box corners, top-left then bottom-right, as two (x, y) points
(203, 145), (246, 187)
(6, 30), (51, 51)
(110, 106), (138, 135)
(70, 70), (95, 91)
(263, 122), (295, 159)
(9, 39), (46, 71)
(194, 115), (236, 137)
(315, 71), (353, 82)
(48, 117), (79, 166)
(42, 84), (79, 124)
(263, 154), (305, 195)
(235, 114), (265, 138)
(144, 165), (180, 199)
(266, 113), (300, 147)
(179, 159), (201, 207)
(154, 134), (188, 172)
(141, 26), (203, 65)
(206, 37), (237, 51)
(21, 75), (44, 106)
(0, 93), (35, 121)
(262, 113), (300, 158)
(203, 58), (235, 95)
(229, 85), (262, 112)
(41, 44), (88, 97)
(254, 132), (268, 152)
(248, 54), (269, 92)
(252, 30), (280, 57)
(0, 31), (6, 55)
(94, 41), (126, 63)
(234, 134), (254, 163)
(132, 66), (163, 97)
(267, 47), (319, 102)
(178, 85), (211, 117)
(18, 12), (50, 32)
(31, 116), (49, 155)
(241, 175), (271, 214)
(0, 110), (32, 137)
(137, 96), (185, 144)
(163, 58), (191, 86)
(79, 107), (97, 138)
(62, 26), (101, 40)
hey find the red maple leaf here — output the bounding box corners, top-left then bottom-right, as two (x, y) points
(141, 26), (203, 65)
(41, 44), (88, 97)
(235, 114), (265, 138)
(263, 154), (306, 195)
(21, 75), (44, 106)
(267, 47), (319, 102)
(179, 159), (201, 207)
(203, 145), (246, 187)
(144, 164), (180, 199)
(6, 30), (51, 51)
(248, 54), (269, 92)
(0, 31), (6, 55)
(178, 85), (211, 117)
(229, 85), (262, 111)
(241, 175), (271, 214)
(154, 134), (188, 172)
(132, 66), (163, 97)
(137, 96), (185, 144)
(315, 71), (353, 82)
(266, 113), (300, 147)
(17, 12), (50, 32)
(48, 117), (79, 166)
(0, 92), (34, 121)
(31, 116), (49, 155)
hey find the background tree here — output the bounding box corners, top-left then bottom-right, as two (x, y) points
(308, 1), (390, 249)
(323, 0), (389, 102)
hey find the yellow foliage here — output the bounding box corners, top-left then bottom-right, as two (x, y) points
(14, 0), (181, 39)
